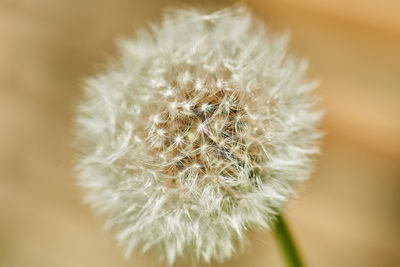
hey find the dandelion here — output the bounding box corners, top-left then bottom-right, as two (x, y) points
(75, 5), (322, 265)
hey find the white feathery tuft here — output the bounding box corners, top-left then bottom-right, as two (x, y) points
(75, 5), (322, 265)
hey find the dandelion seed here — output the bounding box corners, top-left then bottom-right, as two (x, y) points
(174, 135), (184, 145)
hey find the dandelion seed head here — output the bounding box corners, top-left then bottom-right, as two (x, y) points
(76, 5), (322, 265)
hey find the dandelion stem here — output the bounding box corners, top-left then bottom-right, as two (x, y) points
(273, 214), (304, 267)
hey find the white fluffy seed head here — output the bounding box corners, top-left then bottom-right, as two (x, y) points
(75, 5), (323, 265)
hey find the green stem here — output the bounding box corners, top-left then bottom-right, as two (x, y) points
(273, 214), (304, 267)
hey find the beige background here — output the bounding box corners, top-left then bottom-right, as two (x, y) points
(0, 0), (399, 266)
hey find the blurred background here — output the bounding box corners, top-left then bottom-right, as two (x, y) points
(0, 0), (399, 266)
